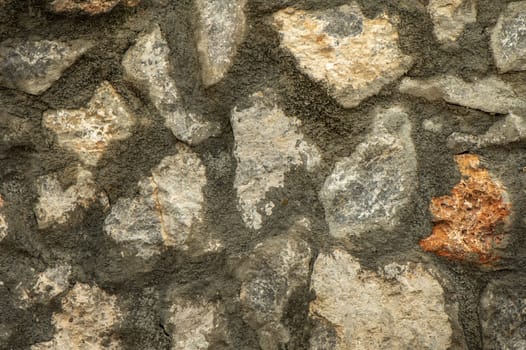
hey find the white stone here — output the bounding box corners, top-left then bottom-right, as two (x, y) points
(272, 3), (413, 108)
(309, 249), (459, 349)
(491, 1), (526, 73)
(0, 39), (92, 95)
(319, 106), (417, 238)
(231, 90), (321, 230)
(194, 0), (247, 86)
(400, 75), (526, 114)
(43, 81), (136, 166)
(122, 25), (218, 144)
(428, 0), (476, 44)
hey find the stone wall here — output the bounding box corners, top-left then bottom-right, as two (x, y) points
(1, 0), (526, 349)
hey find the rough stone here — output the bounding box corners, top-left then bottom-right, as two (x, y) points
(491, 1), (526, 73)
(16, 265), (71, 308)
(237, 220), (312, 350)
(122, 25), (218, 145)
(319, 106), (417, 238)
(34, 166), (106, 229)
(104, 144), (215, 257)
(480, 278), (526, 350)
(272, 3), (413, 108)
(43, 81), (136, 166)
(309, 249), (460, 349)
(448, 113), (526, 152)
(420, 154), (511, 265)
(49, 0), (139, 15)
(428, 0), (476, 45)
(31, 283), (122, 349)
(0, 112), (34, 154)
(399, 75), (526, 114)
(0, 195), (6, 241)
(0, 39), (93, 95)
(231, 90), (321, 230)
(194, 0), (247, 86)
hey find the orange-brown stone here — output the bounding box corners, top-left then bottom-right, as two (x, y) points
(420, 154), (511, 264)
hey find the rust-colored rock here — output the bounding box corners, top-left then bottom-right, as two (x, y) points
(49, 0), (139, 15)
(420, 154), (511, 264)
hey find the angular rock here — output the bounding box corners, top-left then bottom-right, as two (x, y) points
(123, 25), (218, 144)
(49, 0), (139, 15)
(399, 75), (526, 114)
(320, 106), (417, 238)
(0, 39), (92, 95)
(420, 154), (511, 265)
(231, 90), (321, 230)
(480, 278), (526, 350)
(309, 249), (461, 349)
(237, 220), (312, 349)
(0, 195), (6, 241)
(428, 0), (476, 44)
(272, 3), (413, 108)
(104, 144), (216, 257)
(31, 283), (122, 349)
(16, 265), (71, 308)
(34, 166), (105, 229)
(194, 0), (247, 86)
(43, 81), (135, 166)
(448, 113), (526, 152)
(491, 1), (526, 73)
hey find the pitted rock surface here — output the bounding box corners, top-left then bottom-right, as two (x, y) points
(428, 0), (476, 45)
(491, 1), (526, 73)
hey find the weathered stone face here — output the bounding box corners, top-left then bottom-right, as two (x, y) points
(491, 1), (526, 73)
(272, 3), (413, 108)
(320, 106), (417, 238)
(428, 0), (476, 45)
(0, 195), (6, 241)
(15, 265), (71, 309)
(48, 0), (139, 15)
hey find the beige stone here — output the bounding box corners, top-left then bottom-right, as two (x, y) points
(0, 195), (6, 241)
(428, 0), (477, 44)
(49, 0), (139, 15)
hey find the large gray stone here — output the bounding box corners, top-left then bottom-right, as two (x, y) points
(400, 75), (526, 114)
(428, 0), (476, 45)
(272, 3), (413, 108)
(194, 0), (247, 86)
(319, 106), (417, 238)
(0, 39), (92, 95)
(122, 25), (219, 145)
(491, 1), (526, 73)
(231, 90), (321, 230)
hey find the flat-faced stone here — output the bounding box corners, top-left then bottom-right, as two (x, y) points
(231, 90), (321, 230)
(400, 75), (526, 114)
(319, 106), (417, 238)
(272, 3), (413, 108)
(122, 25), (218, 144)
(43, 81), (136, 166)
(0, 39), (92, 95)
(194, 0), (247, 86)
(491, 1), (526, 73)
(49, 0), (139, 15)
(428, 0), (476, 44)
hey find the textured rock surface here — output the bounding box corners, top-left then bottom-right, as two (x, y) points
(104, 144), (213, 257)
(31, 283), (122, 349)
(0, 196), (6, 241)
(0, 112), (34, 154)
(231, 91), (321, 230)
(480, 279), (526, 350)
(428, 0), (476, 44)
(491, 1), (526, 73)
(238, 220), (311, 349)
(123, 25), (218, 145)
(194, 0), (247, 86)
(16, 265), (71, 308)
(309, 249), (460, 349)
(273, 3), (413, 108)
(49, 0), (139, 15)
(420, 154), (511, 265)
(43, 81), (136, 166)
(0, 39), (92, 95)
(320, 106), (417, 238)
(400, 75), (526, 114)
(448, 113), (526, 152)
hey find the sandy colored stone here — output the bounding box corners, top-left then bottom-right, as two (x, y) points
(231, 90), (321, 230)
(43, 81), (136, 166)
(31, 283), (122, 349)
(272, 3), (413, 108)
(49, 0), (139, 15)
(420, 154), (511, 265)
(320, 106), (417, 238)
(428, 0), (476, 44)
(16, 265), (71, 309)
(491, 1), (526, 73)
(0, 39), (92, 95)
(309, 249), (459, 349)
(123, 25), (218, 144)
(0, 195), (6, 241)
(195, 0), (247, 86)
(399, 75), (526, 114)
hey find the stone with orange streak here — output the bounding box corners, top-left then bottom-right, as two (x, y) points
(420, 154), (511, 264)
(49, 0), (139, 15)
